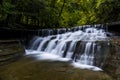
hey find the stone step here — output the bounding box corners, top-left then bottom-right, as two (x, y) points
(0, 40), (25, 65)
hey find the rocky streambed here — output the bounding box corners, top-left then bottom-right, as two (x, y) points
(0, 55), (112, 80)
(0, 37), (120, 80)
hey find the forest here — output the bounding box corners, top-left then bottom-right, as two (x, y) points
(0, 1), (120, 80)
(0, 0), (120, 30)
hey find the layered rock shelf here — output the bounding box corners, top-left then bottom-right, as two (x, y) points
(0, 40), (25, 65)
(103, 37), (120, 80)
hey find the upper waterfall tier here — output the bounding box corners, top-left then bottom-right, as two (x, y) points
(37, 24), (108, 37)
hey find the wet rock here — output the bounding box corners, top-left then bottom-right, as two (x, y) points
(0, 50), (2, 52)
(66, 70), (74, 74)
(0, 40), (25, 65)
(54, 67), (67, 72)
(103, 37), (120, 80)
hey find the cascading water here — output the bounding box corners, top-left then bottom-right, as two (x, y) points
(26, 25), (110, 71)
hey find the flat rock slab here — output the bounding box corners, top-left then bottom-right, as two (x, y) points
(0, 55), (112, 80)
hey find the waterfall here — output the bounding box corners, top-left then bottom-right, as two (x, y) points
(78, 42), (95, 65)
(66, 41), (77, 58)
(26, 25), (110, 71)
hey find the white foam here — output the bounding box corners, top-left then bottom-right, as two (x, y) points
(37, 53), (71, 61)
(71, 62), (102, 71)
(26, 50), (70, 62)
(26, 50), (102, 71)
(25, 50), (40, 55)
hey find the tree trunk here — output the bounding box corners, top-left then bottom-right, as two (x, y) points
(0, 0), (3, 5)
(11, 0), (17, 4)
(50, 0), (56, 8)
(16, 14), (22, 24)
(26, 16), (29, 25)
(58, 0), (65, 18)
(5, 0), (18, 25)
(36, 19), (39, 26)
(6, 14), (14, 24)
